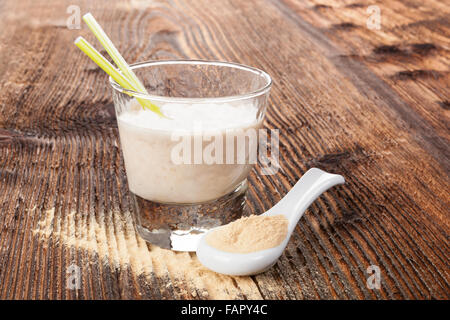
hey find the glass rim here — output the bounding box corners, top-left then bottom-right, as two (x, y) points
(109, 59), (272, 103)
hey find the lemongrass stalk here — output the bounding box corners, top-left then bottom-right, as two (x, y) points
(75, 37), (134, 90)
(82, 14), (148, 96)
(74, 37), (164, 116)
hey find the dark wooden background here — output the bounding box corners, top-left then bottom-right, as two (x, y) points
(0, 0), (448, 299)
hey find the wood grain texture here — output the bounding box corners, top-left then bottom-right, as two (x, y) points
(0, 0), (448, 299)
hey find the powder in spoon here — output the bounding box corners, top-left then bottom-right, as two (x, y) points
(205, 215), (289, 253)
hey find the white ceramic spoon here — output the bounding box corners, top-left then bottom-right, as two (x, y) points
(196, 168), (345, 276)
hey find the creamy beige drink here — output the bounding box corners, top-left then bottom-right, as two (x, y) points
(117, 99), (262, 204)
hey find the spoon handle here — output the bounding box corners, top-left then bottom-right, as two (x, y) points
(266, 168), (345, 233)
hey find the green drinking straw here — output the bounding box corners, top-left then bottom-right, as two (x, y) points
(76, 13), (164, 116)
(74, 36), (163, 116)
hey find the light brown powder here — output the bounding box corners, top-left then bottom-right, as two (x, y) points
(206, 214), (289, 253)
(33, 207), (263, 299)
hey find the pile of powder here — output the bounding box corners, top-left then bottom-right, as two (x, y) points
(205, 215), (289, 253)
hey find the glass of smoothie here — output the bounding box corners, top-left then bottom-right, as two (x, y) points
(110, 60), (272, 251)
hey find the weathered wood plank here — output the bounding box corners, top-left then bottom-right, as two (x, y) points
(0, 0), (448, 299)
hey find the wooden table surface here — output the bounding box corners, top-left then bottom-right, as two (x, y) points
(0, 0), (448, 300)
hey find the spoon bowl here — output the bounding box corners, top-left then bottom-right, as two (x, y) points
(197, 233), (289, 276)
(196, 168), (345, 276)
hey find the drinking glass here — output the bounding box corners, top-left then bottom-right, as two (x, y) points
(110, 60), (272, 251)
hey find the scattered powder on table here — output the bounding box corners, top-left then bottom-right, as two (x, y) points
(33, 208), (264, 299)
(206, 215), (289, 253)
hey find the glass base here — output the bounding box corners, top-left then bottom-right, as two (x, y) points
(131, 180), (249, 251)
